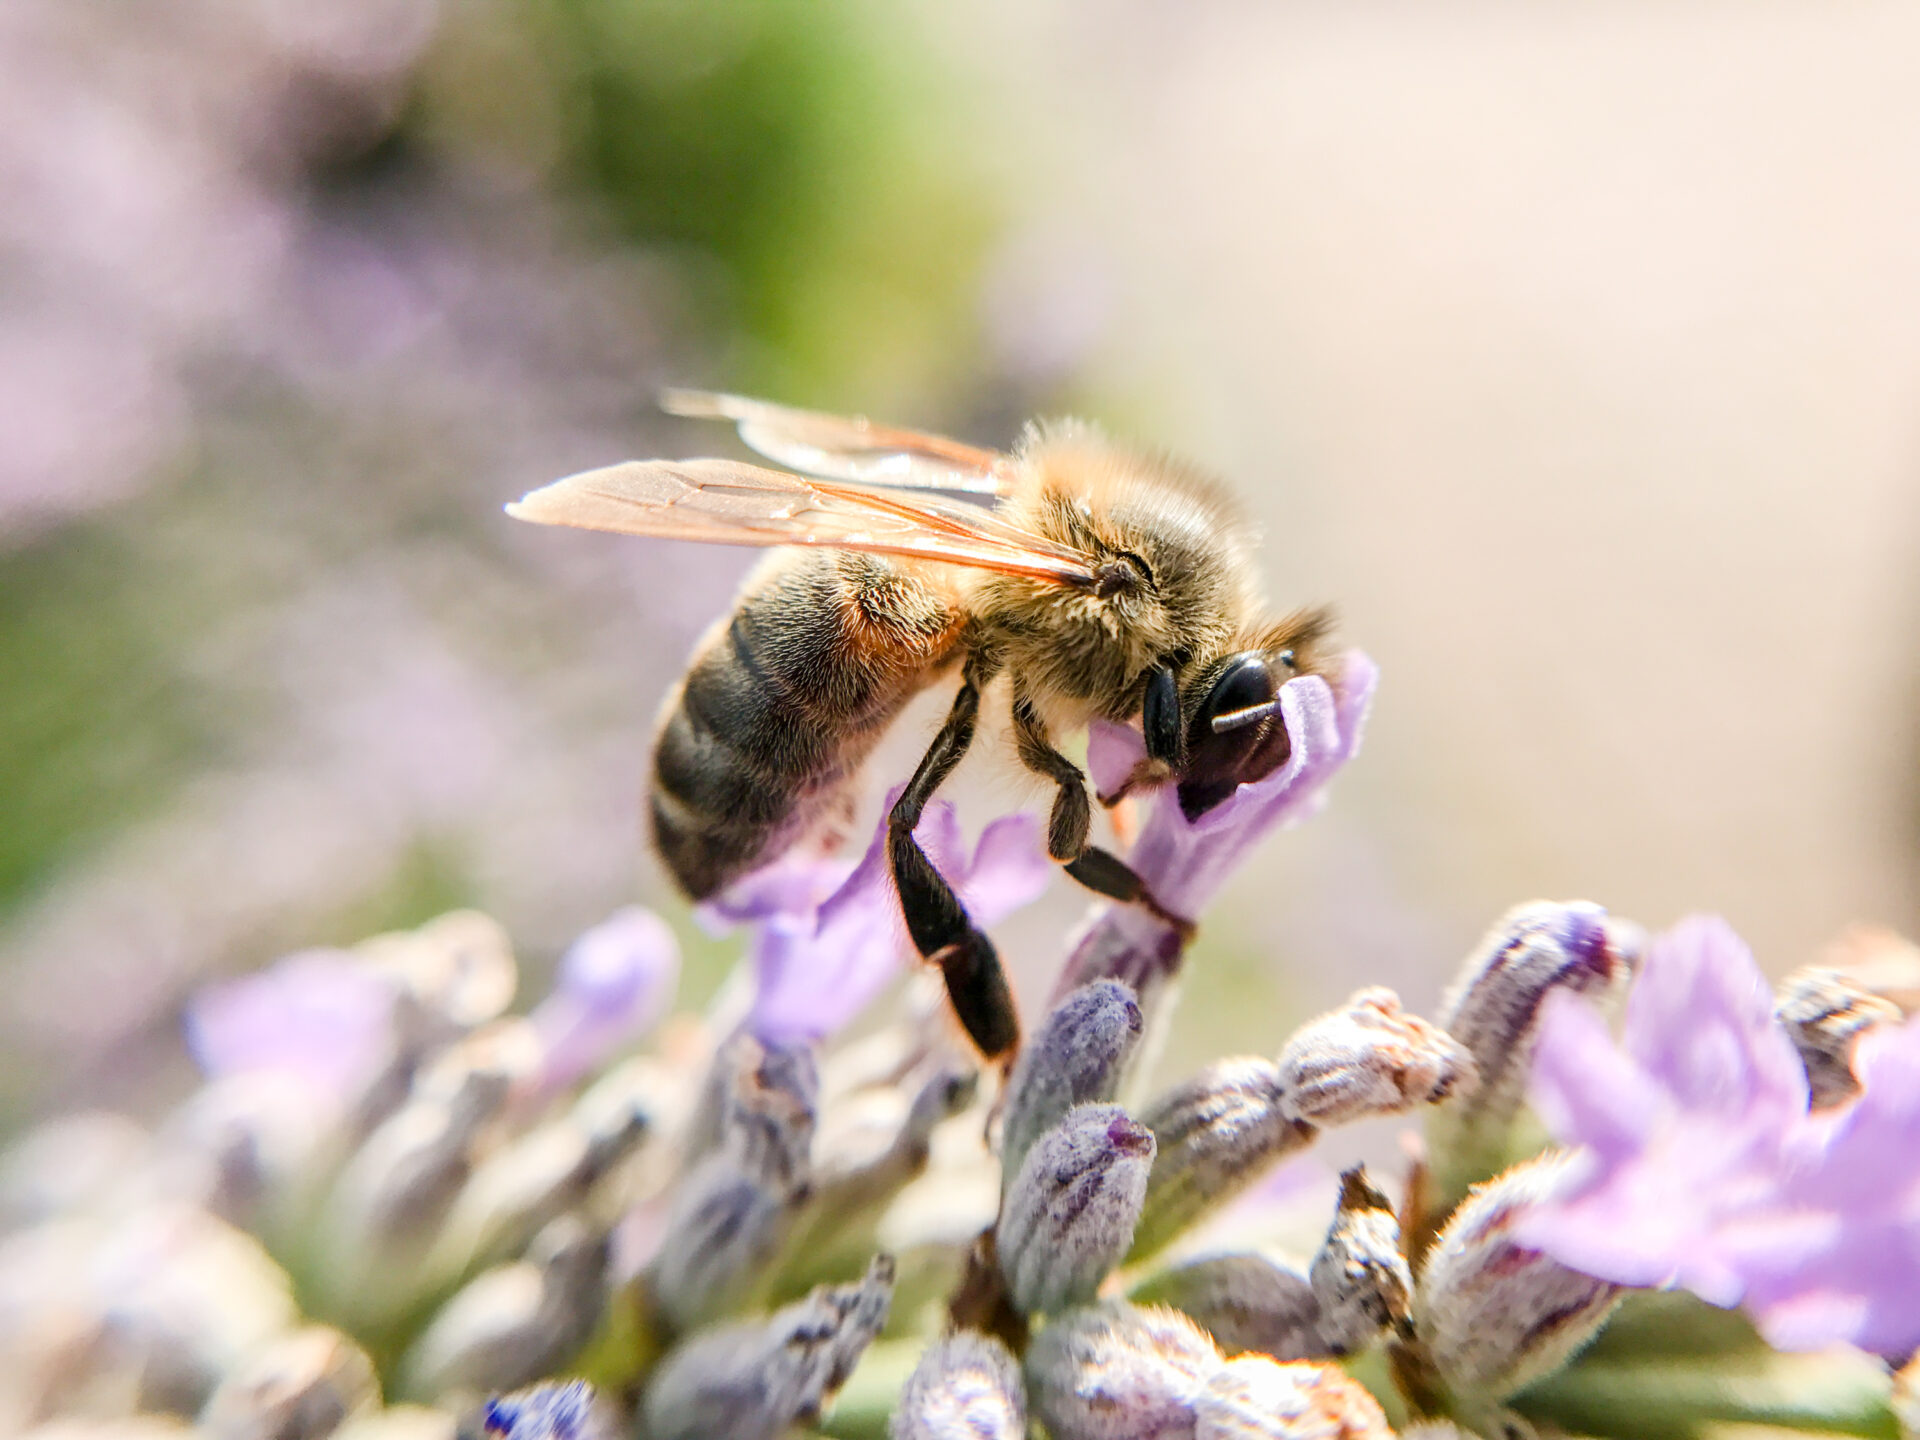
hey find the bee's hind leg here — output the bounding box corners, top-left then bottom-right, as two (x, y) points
(1011, 692), (1197, 943)
(888, 650), (1020, 1061)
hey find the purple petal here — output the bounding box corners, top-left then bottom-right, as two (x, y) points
(1086, 718), (1146, 797)
(1623, 916), (1807, 1122)
(1525, 990), (1663, 1168)
(1517, 918), (1920, 1357)
(743, 796), (1052, 1044)
(958, 812), (1053, 928)
(185, 949), (397, 1107)
(1054, 651), (1375, 1008)
(1121, 651), (1376, 918)
(532, 907), (681, 1093)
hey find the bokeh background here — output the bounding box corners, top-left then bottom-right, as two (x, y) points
(6, 0), (1920, 1131)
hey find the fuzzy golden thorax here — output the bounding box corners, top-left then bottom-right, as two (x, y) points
(973, 426), (1264, 726)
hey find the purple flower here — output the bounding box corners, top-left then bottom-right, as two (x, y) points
(530, 907), (681, 1094)
(699, 792), (1052, 1044)
(1059, 651), (1376, 1003)
(185, 948), (398, 1108)
(1516, 914), (1920, 1358)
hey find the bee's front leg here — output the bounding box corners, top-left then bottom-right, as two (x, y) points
(1011, 689), (1196, 943)
(888, 648), (1020, 1061)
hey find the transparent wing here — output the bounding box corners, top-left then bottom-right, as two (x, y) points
(507, 457), (1095, 584)
(660, 389), (1009, 495)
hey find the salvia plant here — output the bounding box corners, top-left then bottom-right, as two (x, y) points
(5, 650), (1920, 1440)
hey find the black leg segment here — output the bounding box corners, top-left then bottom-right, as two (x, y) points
(888, 652), (1020, 1059)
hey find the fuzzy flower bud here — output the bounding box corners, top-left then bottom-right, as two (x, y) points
(1025, 1300), (1222, 1440)
(1000, 981), (1144, 1192)
(1431, 902), (1638, 1161)
(998, 1103), (1155, 1315)
(199, 1326), (379, 1440)
(401, 1216), (608, 1401)
(1309, 1167), (1412, 1355)
(646, 1032), (820, 1331)
(1412, 1154), (1623, 1400)
(642, 1254), (893, 1440)
(1193, 1355), (1393, 1440)
(528, 907), (679, 1096)
(1774, 965), (1902, 1109)
(1276, 988), (1474, 1127)
(891, 1331), (1027, 1440)
(467, 1379), (612, 1439)
(1130, 1254), (1321, 1360)
(1129, 1059), (1314, 1262)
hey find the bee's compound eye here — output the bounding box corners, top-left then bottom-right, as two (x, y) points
(1177, 652), (1291, 819)
(1191, 654), (1273, 738)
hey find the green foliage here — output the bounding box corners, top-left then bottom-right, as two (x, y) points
(538, 0), (996, 404)
(0, 520), (211, 916)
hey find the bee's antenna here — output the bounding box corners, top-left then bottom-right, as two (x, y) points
(1211, 698), (1283, 735)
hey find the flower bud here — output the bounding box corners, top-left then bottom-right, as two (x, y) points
(1775, 966), (1901, 1110)
(1128, 1059), (1314, 1262)
(1309, 1168), (1412, 1355)
(1000, 981), (1145, 1190)
(891, 1331), (1026, 1440)
(529, 907), (680, 1096)
(642, 1254), (894, 1440)
(1277, 989), (1474, 1127)
(998, 1104), (1155, 1315)
(645, 1157), (799, 1333)
(401, 1215), (608, 1401)
(774, 1059), (976, 1294)
(1412, 1154), (1622, 1399)
(199, 1326), (379, 1440)
(685, 1032), (820, 1182)
(1432, 903), (1639, 1152)
(1193, 1355), (1393, 1440)
(464, 1379), (613, 1439)
(1130, 1253), (1321, 1360)
(362, 910), (519, 1037)
(1024, 1300), (1222, 1440)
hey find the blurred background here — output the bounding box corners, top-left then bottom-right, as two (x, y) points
(5, 0), (1919, 1130)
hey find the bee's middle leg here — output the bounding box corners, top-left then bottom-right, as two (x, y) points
(889, 652), (1019, 1060)
(1011, 693), (1196, 940)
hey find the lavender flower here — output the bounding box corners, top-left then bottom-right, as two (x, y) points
(186, 949), (399, 1111)
(1024, 1300), (1223, 1440)
(1414, 1153), (1623, 1400)
(891, 1332), (1026, 1440)
(1193, 1354), (1393, 1440)
(527, 908), (679, 1095)
(1516, 914), (1920, 1358)
(997, 1103), (1156, 1314)
(474, 1379), (611, 1439)
(999, 980), (1144, 1189)
(1059, 651), (1376, 1006)
(701, 795), (1050, 1044)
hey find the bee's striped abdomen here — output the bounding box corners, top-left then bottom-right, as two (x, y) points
(650, 550), (962, 899)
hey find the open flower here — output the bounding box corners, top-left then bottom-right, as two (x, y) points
(700, 793), (1052, 1044)
(1516, 915), (1920, 1358)
(185, 948), (399, 1109)
(1060, 651), (1376, 1005)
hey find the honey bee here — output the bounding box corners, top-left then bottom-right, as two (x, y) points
(508, 392), (1332, 1061)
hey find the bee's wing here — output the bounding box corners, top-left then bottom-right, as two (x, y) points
(660, 389), (1009, 495)
(507, 458), (1096, 585)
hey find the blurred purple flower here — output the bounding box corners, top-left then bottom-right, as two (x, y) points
(530, 907), (680, 1094)
(701, 791), (1051, 1044)
(185, 948), (398, 1107)
(1060, 652), (1376, 1004)
(1517, 915), (1920, 1358)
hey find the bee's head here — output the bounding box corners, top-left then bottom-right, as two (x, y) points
(1144, 608), (1336, 820)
